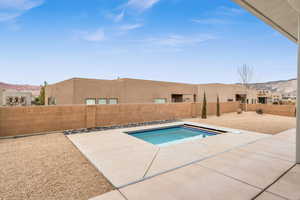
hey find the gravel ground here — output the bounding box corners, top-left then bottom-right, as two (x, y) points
(186, 112), (296, 134)
(0, 133), (113, 200)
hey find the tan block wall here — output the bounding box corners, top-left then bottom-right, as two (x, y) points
(193, 102), (240, 116)
(0, 102), (239, 137)
(247, 104), (296, 117)
(0, 105), (86, 137)
(94, 103), (196, 127)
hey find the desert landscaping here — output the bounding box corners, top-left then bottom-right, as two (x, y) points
(188, 112), (296, 134)
(0, 133), (113, 200)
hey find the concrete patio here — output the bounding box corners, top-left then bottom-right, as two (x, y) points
(68, 122), (297, 200)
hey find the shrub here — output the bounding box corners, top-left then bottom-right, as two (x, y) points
(256, 109), (263, 115)
(201, 92), (207, 119)
(216, 95), (221, 117)
(237, 108), (242, 114)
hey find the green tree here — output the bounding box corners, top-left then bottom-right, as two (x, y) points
(217, 95), (221, 117)
(201, 92), (207, 119)
(38, 81), (47, 105)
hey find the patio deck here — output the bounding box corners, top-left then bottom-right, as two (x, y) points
(68, 122), (297, 200)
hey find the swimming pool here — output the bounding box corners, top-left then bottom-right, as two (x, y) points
(128, 125), (221, 146)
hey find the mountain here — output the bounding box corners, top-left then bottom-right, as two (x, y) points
(0, 82), (41, 96)
(249, 79), (297, 97)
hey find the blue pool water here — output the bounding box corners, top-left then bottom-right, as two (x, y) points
(129, 126), (217, 146)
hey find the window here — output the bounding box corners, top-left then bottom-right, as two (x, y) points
(48, 97), (56, 105)
(171, 94), (183, 103)
(108, 98), (118, 104)
(6, 97), (13, 105)
(85, 99), (96, 105)
(21, 97), (26, 105)
(98, 98), (107, 104)
(154, 98), (167, 104)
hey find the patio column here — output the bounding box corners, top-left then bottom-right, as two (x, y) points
(297, 14), (300, 163)
(287, 0), (300, 163)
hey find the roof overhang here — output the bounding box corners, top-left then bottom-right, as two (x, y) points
(232, 0), (298, 43)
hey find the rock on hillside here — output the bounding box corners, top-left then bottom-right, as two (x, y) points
(0, 82), (40, 96)
(249, 79), (297, 96)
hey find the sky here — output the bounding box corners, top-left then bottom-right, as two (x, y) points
(0, 0), (297, 85)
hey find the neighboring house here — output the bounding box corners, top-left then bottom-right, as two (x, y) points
(282, 95), (297, 105)
(257, 90), (283, 104)
(197, 84), (257, 105)
(271, 93), (283, 104)
(0, 89), (32, 106)
(257, 90), (272, 104)
(45, 78), (258, 105)
(0, 82), (40, 107)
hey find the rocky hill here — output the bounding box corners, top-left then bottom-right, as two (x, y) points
(0, 82), (40, 96)
(249, 79), (297, 97)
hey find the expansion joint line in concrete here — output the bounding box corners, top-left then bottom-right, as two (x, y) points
(252, 163), (296, 200)
(143, 147), (161, 178)
(117, 189), (129, 200)
(117, 136), (270, 189)
(199, 164), (262, 190)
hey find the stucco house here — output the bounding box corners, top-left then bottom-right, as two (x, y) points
(45, 78), (258, 105)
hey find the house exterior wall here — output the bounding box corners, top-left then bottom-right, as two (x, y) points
(46, 78), (258, 105)
(197, 84), (257, 103)
(45, 79), (75, 105)
(120, 78), (197, 103)
(72, 78), (125, 104)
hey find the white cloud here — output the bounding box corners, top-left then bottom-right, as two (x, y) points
(0, 0), (44, 22)
(191, 6), (244, 26)
(0, 12), (21, 22)
(120, 23), (143, 31)
(192, 18), (232, 25)
(126, 0), (160, 12)
(215, 6), (245, 16)
(143, 34), (216, 48)
(0, 0), (44, 10)
(106, 10), (125, 22)
(106, 0), (159, 23)
(77, 29), (105, 42)
(114, 10), (125, 22)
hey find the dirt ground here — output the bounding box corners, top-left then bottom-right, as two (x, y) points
(0, 133), (113, 200)
(186, 112), (296, 134)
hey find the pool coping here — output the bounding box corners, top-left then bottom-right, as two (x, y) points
(125, 124), (223, 147)
(67, 121), (271, 188)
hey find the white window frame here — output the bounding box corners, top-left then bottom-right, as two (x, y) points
(154, 98), (167, 104)
(85, 98), (96, 105)
(98, 98), (107, 105)
(108, 98), (118, 104)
